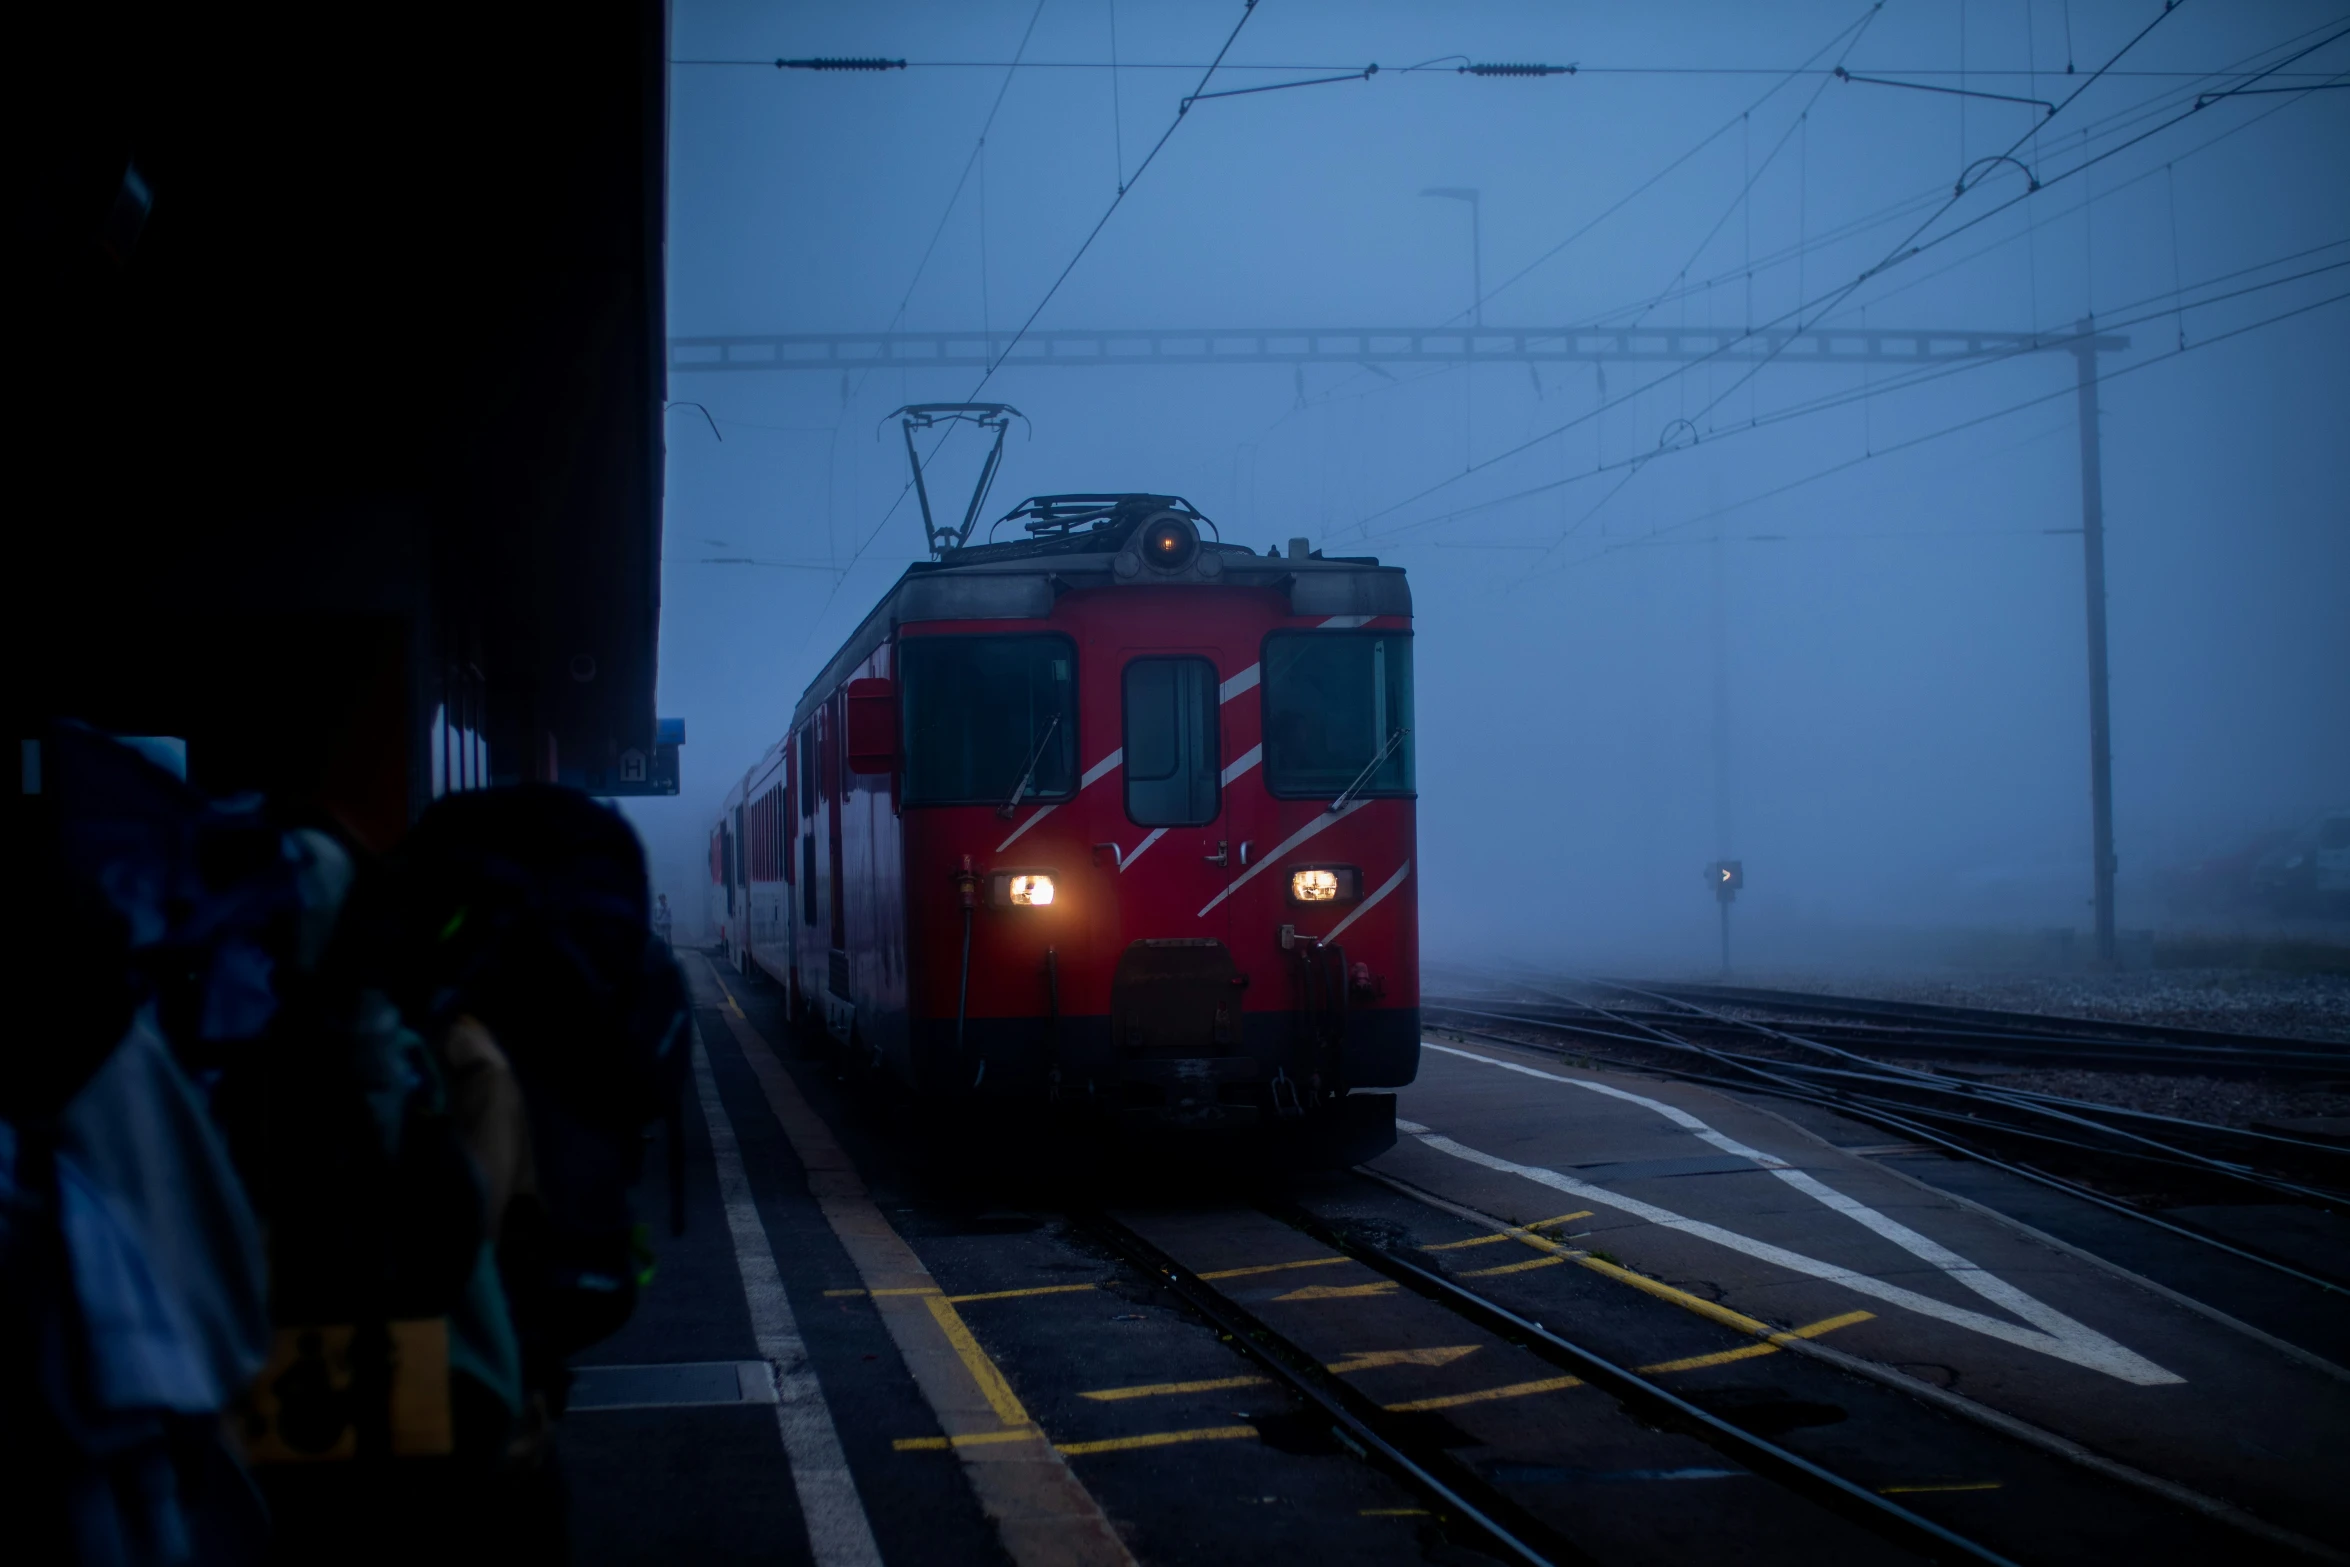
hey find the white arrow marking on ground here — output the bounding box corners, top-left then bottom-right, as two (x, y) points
(1408, 1044), (2184, 1386)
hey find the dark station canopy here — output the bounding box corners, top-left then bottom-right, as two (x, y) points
(7, 2), (670, 847)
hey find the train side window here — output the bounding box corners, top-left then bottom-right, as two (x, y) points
(798, 727), (816, 817)
(899, 634), (1077, 807)
(1123, 657), (1220, 826)
(1261, 632), (1415, 798)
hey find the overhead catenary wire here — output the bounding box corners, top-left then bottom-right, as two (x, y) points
(1344, 2), (2336, 541)
(1519, 281), (2350, 582)
(670, 56), (2346, 79)
(820, 0), (1266, 615)
(1362, 259), (2350, 557)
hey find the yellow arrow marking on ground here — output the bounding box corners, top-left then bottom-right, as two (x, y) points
(1274, 1281), (1399, 1302)
(1327, 1346), (1482, 1374)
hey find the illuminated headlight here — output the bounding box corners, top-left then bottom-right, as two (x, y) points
(1140, 513), (1199, 571)
(1290, 868), (1342, 903)
(1009, 873), (1055, 907)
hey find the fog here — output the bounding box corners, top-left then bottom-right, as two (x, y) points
(629, 1), (2350, 973)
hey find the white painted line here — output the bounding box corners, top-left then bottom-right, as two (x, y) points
(1196, 799), (1366, 917)
(1219, 743), (1262, 787)
(995, 806), (1053, 852)
(997, 749), (1124, 851)
(693, 1033), (886, 1566)
(1411, 1044), (2183, 1385)
(1119, 828), (1167, 873)
(1322, 860), (1410, 943)
(1218, 664), (1259, 703)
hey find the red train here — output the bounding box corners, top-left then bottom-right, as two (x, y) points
(709, 487), (1417, 1160)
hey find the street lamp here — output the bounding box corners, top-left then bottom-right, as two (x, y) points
(1420, 187), (1482, 325)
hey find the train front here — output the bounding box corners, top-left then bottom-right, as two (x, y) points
(893, 497), (1417, 1163)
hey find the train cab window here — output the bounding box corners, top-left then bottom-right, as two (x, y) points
(1123, 658), (1219, 826)
(900, 635), (1076, 807)
(1261, 632), (1414, 799)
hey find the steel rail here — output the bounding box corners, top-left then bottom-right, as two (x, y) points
(1074, 1211), (1578, 1567)
(1420, 1009), (2349, 1297)
(1439, 994), (2350, 1077)
(1258, 1198), (2021, 1567)
(1616, 978), (2350, 1062)
(1582, 979), (2350, 1203)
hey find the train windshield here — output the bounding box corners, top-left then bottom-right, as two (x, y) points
(900, 634), (1077, 806)
(1261, 632), (1414, 799)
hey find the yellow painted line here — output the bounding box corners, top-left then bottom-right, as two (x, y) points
(894, 1429), (1046, 1452)
(1881, 1481), (2004, 1495)
(924, 1295), (1031, 1428)
(1197, 1256), (1352, 1281)
(1422, 1211), (1593, 1251)
(1361, 1508), (1431, 1517)
(1384, 1374), (1582, 1414)
(1638, 1341), (1783, 1375)
(1056, 1424), (1258, 1457)
(1460, 1254), (1568, 1278)
(1274, 1281), (1399, 1302)
(948, 1283), (1099, 1304)
(1418, 1231), (1517, 1252)
(1079, 1375), (1269, 1403)
(700, 959), (1134, 1567)
(828, 1282), (1092, 1304)
(1327, 1346), (1481, 1374)
(1639, 1311), (1876, 1375)
(715, 979), (747, 1019)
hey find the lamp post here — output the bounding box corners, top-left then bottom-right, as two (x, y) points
(1419, 187), (1483, 324)
(1422, 187), (1483, 469)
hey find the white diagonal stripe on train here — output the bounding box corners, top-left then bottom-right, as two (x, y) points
(1220, 744), (1262, 787)
(995, 806), (1054, 853)
(1321, 860), (1410, 943)
(1218, 664), (1259, 703)
(1415, 1044), (2183, 1386)
(1317, 614), (1374, 628)
(996, 748), (1124, 852)
(1118, 829), (1167, 873)
(1196, 800), (1367, 918)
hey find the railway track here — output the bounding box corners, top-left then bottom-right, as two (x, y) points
(1078, 1203), (2020, 1567)
(1428, 984), (2350, 1080)
(1422, 983), (2350, 1296)
(1612, 980), (2350, 1077)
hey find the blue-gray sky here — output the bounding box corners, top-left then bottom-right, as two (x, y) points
(632, 1), (2350, 968)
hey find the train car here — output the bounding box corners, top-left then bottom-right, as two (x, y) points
(727, 483), (1418, 1161)
(707, 734), (794, 973)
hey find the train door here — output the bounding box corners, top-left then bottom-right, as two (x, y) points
(820, 696), (852, 1045)
(797, 724), (819, 1013)
(1111, 651), (1243, 1064)
(730, 802), (747, 968)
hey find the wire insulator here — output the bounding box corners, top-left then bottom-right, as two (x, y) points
(1463, 61), (1574, 77)
(774, 57), (908, 72)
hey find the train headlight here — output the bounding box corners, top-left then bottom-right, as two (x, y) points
(1009, 873), (1055, 907)
(1289, 868), (1346, 903)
